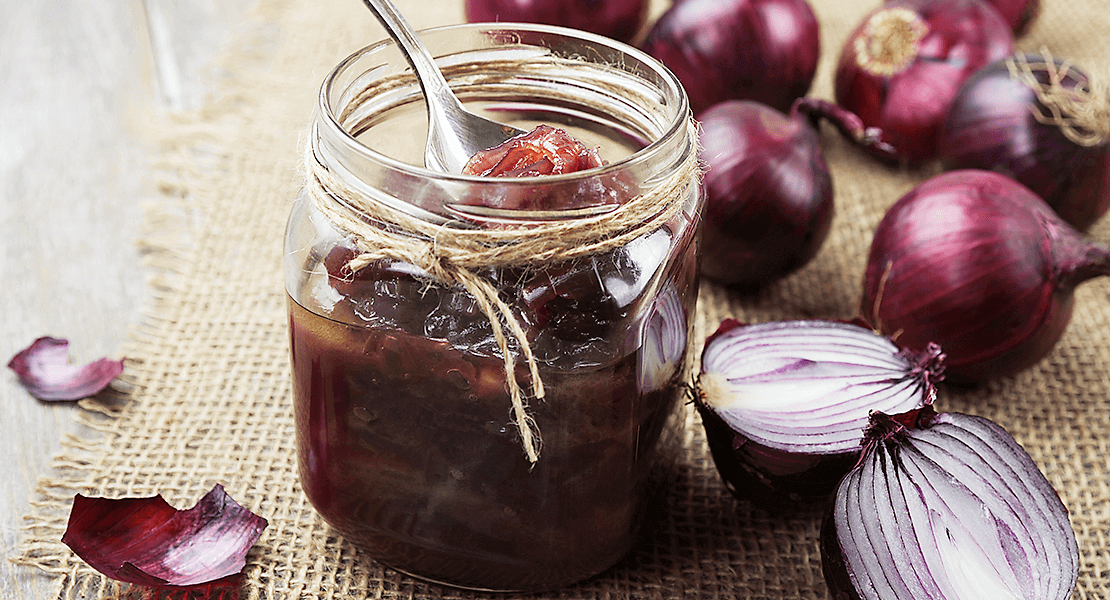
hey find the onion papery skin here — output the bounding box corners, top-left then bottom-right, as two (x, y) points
(695, 319), (942, 506)
(939, 54), (1110, 230)
(861, 170), (1110, 383)
(821, 408), (1079, 600)
(7, 336), (124, 401)
(463, 0), (649, 44)
(835, 0), (1014, 164)
(697, 100), (833, 290)
(642, 0), (820, 115)
(62, 485), (268, 587)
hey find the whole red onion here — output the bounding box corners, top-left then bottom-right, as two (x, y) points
(464, 0), (648, 44)
(698, 98), (896, 290)
(898, 0), (1041, 36)
(835, 0), (1014, 164)
(983, 0), (1041, 36)
(642, 0), (820, 115)
(939, 52), (1110, 230)
(861, 169), (1110, 383)
(698, 100), (833, 289)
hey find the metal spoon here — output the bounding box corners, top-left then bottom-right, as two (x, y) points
(361, 0), (527, 173)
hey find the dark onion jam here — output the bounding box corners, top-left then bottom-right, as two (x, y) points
(288, 225), (697, 590)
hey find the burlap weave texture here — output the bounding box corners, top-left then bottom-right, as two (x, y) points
(14, 0), (1110, 598)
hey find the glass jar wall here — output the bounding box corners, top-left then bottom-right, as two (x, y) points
(284, 23), (701, 592)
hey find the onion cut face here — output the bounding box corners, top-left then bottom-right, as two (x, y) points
(696, 319), (943, 504)
(822, 407), (1079, 600)
(7, 336), (124, 401)
(62, 485), (268, 587)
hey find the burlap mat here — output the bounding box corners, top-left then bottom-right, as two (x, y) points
(13, 0), (1110, 598)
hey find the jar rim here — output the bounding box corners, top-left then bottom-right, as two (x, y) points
(316, 21), (691, 188)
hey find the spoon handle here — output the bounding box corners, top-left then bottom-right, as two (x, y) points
(359, 0), (527, 172)
(360, 0), (461, 113)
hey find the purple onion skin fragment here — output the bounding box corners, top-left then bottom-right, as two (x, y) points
(821, 408), (1079, 600)
(7, 336), (124, 401)
(61, 485), (268, 587)
(695, 319), (942, 507)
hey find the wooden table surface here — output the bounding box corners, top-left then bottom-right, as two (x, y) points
(1, 0), (252, 596)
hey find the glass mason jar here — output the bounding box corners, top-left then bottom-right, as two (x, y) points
(284, 23), (702, 592)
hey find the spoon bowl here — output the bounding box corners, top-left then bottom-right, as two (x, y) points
(361, 0), (527, 172)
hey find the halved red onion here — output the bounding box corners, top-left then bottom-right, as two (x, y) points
(62, 485), (268, 587)
(695, 319), (943, 505)
(7, 336), (124, 401)
(822, 407), (1079, 600)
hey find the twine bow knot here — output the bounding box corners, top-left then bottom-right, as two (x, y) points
(303, 119), (700, 463)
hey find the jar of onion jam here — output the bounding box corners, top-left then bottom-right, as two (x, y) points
(284, 23), (701, 592)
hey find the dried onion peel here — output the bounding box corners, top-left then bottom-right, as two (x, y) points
(7, 336), (124, 401)
(62, 484), (268, 587)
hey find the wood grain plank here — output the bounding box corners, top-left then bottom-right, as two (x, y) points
(0, 0), (251, 597)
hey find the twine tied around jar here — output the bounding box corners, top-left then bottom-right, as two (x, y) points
(302, 120), (701, 463)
